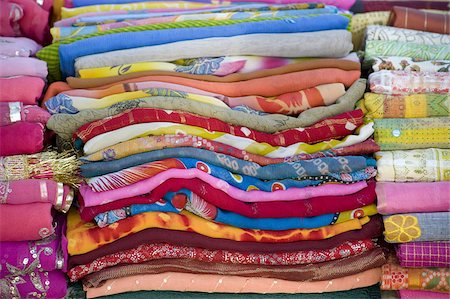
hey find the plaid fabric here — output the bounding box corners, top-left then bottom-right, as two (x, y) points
(397, 241), (450, 268)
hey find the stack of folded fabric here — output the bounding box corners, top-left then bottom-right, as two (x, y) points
(39, 1), (387, 298)
(0, 35), (78, 298)
(361, 19), (450, 299)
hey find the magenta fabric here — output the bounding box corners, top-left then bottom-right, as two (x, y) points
(376, 182), (450, 215)
(0, 203), (54, 241)
(0, 76), (45, 104)
(0, 1), (23, 37)
(0, 36), (41, 57)
(0, 57), (47, 78)
(0, 122), (44, 156)
(0, 179), (73, 212)
(228, 0), (355, 9)
(397, 241), (450, 268)
(399, 290), (450, 299)
(0, 103), (51, 126)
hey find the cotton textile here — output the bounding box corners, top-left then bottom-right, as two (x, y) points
(369, 70), (450, 95)
(0, 57), (47, 78)
(375, 148), (450, 182)
(397, 241), (450, 268)
(383, 212), (450, 243)
(376, 182), (450, 214)
(84, 268), (382, 297)
(373, 118), (450, 150)
(365, 25), (450, 45)
(362, 93), (450, 119)
(399, 290), (450, 299)
(389, 6), (450, 34)
(365, 40), (450, 61)
(0, 36), (41, 57)
(370, 57), (450, 73)
(68, 239), (376, 281)
(0, 76), (45, 104)
(0, 122), (44, 156)
(0, 103), (51, 126)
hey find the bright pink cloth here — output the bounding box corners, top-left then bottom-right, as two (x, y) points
(0, 1), (23, 36)
(0, 202), (54, 241)
(0, 122), (44, 156)
(376, 182), (450, 215)
(227, 0), (355, 9)
(0, 36), (41, 57)
(399, 290), (450, 299)
(0, 57), (47, 78)
(0, 76), (45, 104)
(0, 103), (50, 126)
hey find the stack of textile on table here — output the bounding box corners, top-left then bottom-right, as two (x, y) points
(360, 18), (450, 299)
(39, 1), (386, 298)
(0, 35), (79, 298)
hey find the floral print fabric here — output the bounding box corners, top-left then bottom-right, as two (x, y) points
(370, 57), (450, 73)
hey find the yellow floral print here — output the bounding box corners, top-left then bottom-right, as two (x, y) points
(384, 215), (422, 243)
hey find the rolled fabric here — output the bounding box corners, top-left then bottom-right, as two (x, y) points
(383, 212), (450, 243)
(0, 203), (54, 241)
(370, 57), (450, 73)
(0, 103), (51, 126)
(399, 290), (450, 299)
(84, 268), (382, 297)
(76, 249), (384, 286)
(362, 93), (450, 119)
(381, 263), (450, 292)
(365, 25), (450, 45)
(354, 0), (450, 12)
(0, 36), (42, 57)
(0, 76), (45, 104)
(73, 108), (364, 148)
(397, 241), (450, 268)
(59, 15), (350, 77)
(377, 182), (450, 215)
(375, 148), (450, 182)
(0, 122), (44, 156)
(73, 31), (353, 75)
(0, 56), (47, 78)
(82, 177), (377, 220)
(67, 206), (372, 255)
(0, 215), (68, 276)
(374, 118), (450, 150)
(389, 6), (450, 34)
(69, 215), (383, 267)
(369, 70), (450, 95)
(0, 179), (73, 212)
(365, 40), (450, 61)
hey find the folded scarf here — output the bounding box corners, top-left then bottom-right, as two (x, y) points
(0, 151), (80, 185)
(69, 215), (383, 268)
(370, 57), (450, 73)
(0, 36), (41, 57)
(397, 241), (450, 268)
(377, 182), (450, 215)
(369, 70), (450, 95)
(374, 118), (450, 150)
(389, 6), (450, 35)
(59, 15), (350, 77)
(81, 121), (374, 158)
(81, 134), (380, 164)
(365, 25), (450, 45)
(0, 203), (54, 241)
(80, 249), (385, 287)
(93, 187), (376, 229)
(382, 263), (450, 293)
(73, 108), (364, 148)
(0, 179), (73, 212)
(0, 56), (47, 78)
(0, 122), (44, 156)
(69, 239), (376, 282)
(383, 212), (450, 243)
(87, 158), (376, 196)
(83, 177), (377, 224)
(67, 206), (371, 255)
(80, 145), (375, 179)
(375, 148), (450, 182)
(84, 268), (382, 297)
(362, 93), (449, 119)
(399, 290), (450, 299)
(0, 103), (51, 126)
(365, 40), (450, 61)
(73, 31), (353, 75)
(0, 270), (67, 299)
(0, 215), (68, 277)
(0, 76), (45, 104)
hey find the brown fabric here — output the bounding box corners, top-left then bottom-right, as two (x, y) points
(66, 59), (361, 89)
(83, 248), (386, 288)
(389, 6), (450, 34)
(68, 215), (383, 269)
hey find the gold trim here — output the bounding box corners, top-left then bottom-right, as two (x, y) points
(54, 182), (64, 211)
(61, 188), (74, 213)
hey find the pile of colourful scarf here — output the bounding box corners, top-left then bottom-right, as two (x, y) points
(0, 34), (76, 298)
(361, 16), (450, 299)
(38, 1), (388, 298)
